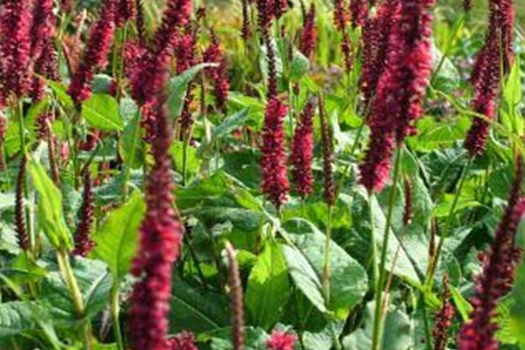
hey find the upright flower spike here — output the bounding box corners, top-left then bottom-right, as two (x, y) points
(359, 0), (435, 193)
(257, 0), (279, 99)
(359, 0), (400, 109)
(261, 97), (290, 209)
(203, 32), (231, 115)
(135, 0), (146, 44)
(0, 0), (34, 99)
(350, 0), (369, 28)
(290, 100), (315, 199)
(464, 0), (514, 156)
(15, 156), (29, 250)
(458, 159), (525, 350)
(129, 0), (192, 139)
(433, 276), (455, 350)
(334, 0), (350, 31)
(319, 97), (335, 206)
(299, 3), (317, 59)
(68, 0), (117, 105)
(30, 0), (58, 102)
(117, 0), (136, 27)
(72, 170), (95, 257)
(128, 101), (182, 350)
(241, 0), (252, 41)
(226, 242), (245, 350)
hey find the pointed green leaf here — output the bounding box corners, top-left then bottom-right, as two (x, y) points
(81, 94), (123, 131)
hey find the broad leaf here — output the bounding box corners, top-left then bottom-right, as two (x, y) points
(81, 94), (123, 131)
(245, 242), (290, 330)
(282, 219), (368, 319)
(91, 191), (146, 279)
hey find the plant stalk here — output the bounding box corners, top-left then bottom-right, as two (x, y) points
(370, 145), (403, 350)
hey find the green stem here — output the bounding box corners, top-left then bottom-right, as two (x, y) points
(122, 111), (142, 199)
(368, 192), (378, 291)
(56, 250), (85, 316)
(370, 145), (403, 350)
(182, 134), (189, 186)
(425, 156), (473, 287)
(322, 205), (333, 304)
(110, 281), (125, 350)
(56, 250), (92, 348)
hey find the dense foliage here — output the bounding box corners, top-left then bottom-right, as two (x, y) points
(0, 0), (524, 349)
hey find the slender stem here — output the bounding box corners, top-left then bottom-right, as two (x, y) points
(421, 297), (433, 350)
(182, 134), (189, 186)
(56, 250), (85, 315)
(425, 156), (473, 287)
(56, 250), (92, 349)
(110, 281), (125, 350)
(368, 192), (378, 291)
(122, 111), (142, 199)
(322, 204), (333, 304)
(370, 145), (403, 350)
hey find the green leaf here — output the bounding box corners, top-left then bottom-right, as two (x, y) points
(503, 58), (522, 109)
(0, 253), (47, 286)
(449, 285), (473, 322)
(171, 141), (201, 177)
(290, 49), (310, 81)
(282, 219), (368, 319)
(209, 326), (268, 350)
(91, 191), (146, 279)
(29, 160), (73, 250)
(48, 80), (74, 108)
(245, 242), (290, 330)
(81, 94), (123, 131)
(342, 302), (412, 350)
(41, 258), (112, 322)
(0, 302), (39, 337)
(120, 111), (144, 169)
(167, 63), (216, 119)
(169, 276), (230, 333)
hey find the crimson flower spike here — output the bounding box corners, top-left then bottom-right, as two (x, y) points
(116, 0), (136, 27)
(464, 0), (514, 157)
(129, 0), (192, 140)
(72, 170), (95, 257)
(359, 0), (435, 193)
(226, 242), (245, 350)
(299, 3), (317, 59)
(359, 0), (401, 110)
(203, 31), (231, 115)
(0, 0), (33, 99)
(458, 157), (525, 350)
(290, 99), (315, 200)
(350, 0), (369, 28)
(68, 0), (118, 105)
(261, 97), (290, 209)
(128, 100), (183, 350)
(256, 0), (279, 99)
(433, 276), (456, 350)
(319, 95), (335, 207)
(30, 0), (59, 102)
